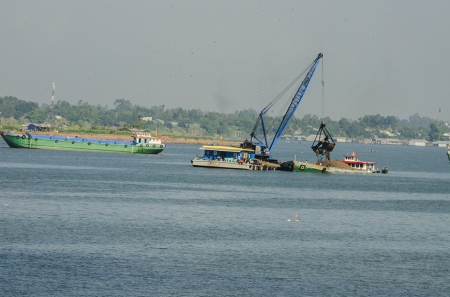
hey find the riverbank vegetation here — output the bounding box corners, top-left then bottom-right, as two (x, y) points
(1, 96), (449, 141)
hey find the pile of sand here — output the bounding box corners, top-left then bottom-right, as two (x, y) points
(315, 160), (354, 170)
(257, 160), (280, 169)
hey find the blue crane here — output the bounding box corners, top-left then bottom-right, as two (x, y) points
(249, 53), (323, 158)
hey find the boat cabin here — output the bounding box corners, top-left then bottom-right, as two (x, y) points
(200, 145), (255, 163)
(342, 152), (377, 171)
(133, 133), (164, 146)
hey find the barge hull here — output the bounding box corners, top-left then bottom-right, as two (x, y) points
(1, 132), (164, 154)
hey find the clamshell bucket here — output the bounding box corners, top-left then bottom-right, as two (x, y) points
(311, 123), (336, 160)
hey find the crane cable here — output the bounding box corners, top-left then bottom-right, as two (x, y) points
(321, 56), (325, 122)
(263, 60), (315, 135)
(264, 62), (312, 113)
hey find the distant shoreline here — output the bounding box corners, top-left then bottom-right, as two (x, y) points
(8, 131), (450, 147)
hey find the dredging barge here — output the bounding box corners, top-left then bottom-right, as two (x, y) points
(192, 53), (324, 171)
(191, 52), (388, 173)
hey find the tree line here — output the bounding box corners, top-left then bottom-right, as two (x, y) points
(1, 96), (449, 141)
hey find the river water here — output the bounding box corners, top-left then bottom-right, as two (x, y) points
(1, 138), (449, 296)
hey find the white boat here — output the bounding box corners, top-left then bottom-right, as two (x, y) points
(447, 144), (450, 161)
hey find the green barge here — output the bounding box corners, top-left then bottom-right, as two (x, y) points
(0, 130), (165, 154)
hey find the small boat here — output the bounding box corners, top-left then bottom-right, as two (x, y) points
(0, 130), (165, 154)
(191, 141), (278, 170)
(342, 151), (381, 173)
(447, 144), (450, 161)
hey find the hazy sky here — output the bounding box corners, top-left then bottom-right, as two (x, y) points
(1, 0), (449, 121)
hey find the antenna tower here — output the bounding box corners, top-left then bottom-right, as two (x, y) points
(51, 82), (56, 108)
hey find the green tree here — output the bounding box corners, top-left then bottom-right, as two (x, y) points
(199, 111), (221, 135)
(132, 118), (145, 129)
(338, 118), (351, 132)
(27, 109), (48, 123)
(399, 126), (418, 139)
(345, 121), (364, 138)
(428, 122), (443, 141)
(0, 96), (38, 119)
(114, 99), (133, 111)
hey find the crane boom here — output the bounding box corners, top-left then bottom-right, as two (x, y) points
(250, 53), (323, 157)
(269, 53), (323, 152)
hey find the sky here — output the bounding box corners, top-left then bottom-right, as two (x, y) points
(1, 0), (450, 121)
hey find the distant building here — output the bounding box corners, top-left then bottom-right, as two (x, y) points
(293, 135), (307, 141)
(129, 128), (148, 133)
(380, 130), (396, 137)
(377, 138), (408, 145)
(433, 141), (450, 148)
(140, 116), (153, 122)
(26, 123), (51, 132)
(305, 135), (317, 142)
(361, 138), (376, 144)
(408, 139), (427, 146)
(334, 137), (348, 143)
